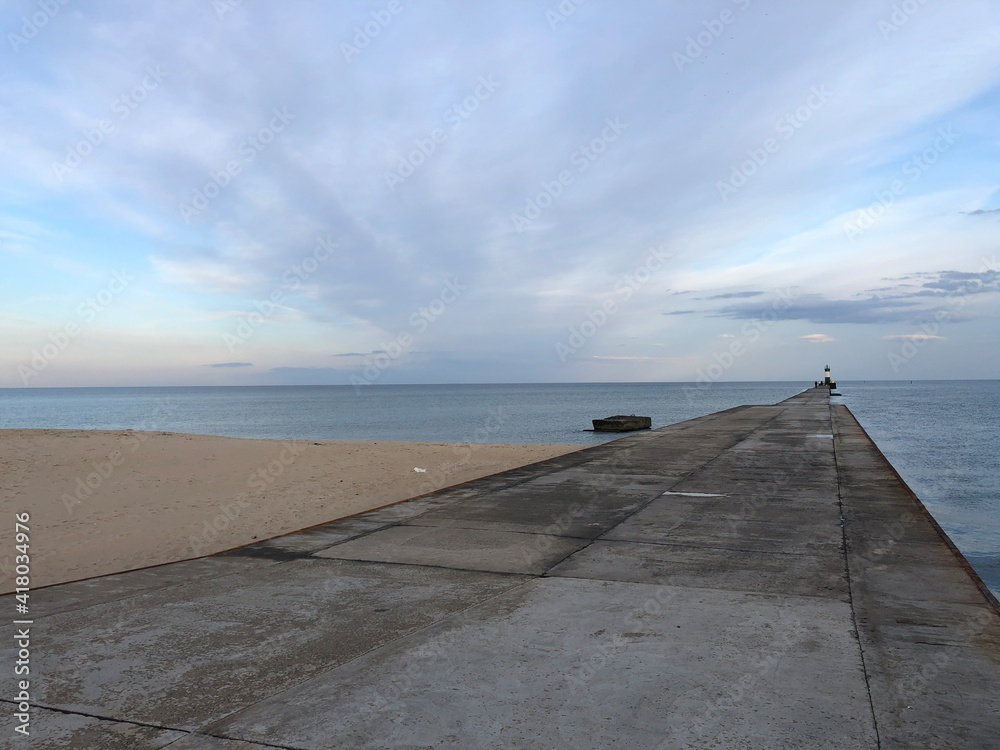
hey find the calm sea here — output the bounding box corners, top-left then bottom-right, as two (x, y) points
(1, 381), (996, 595)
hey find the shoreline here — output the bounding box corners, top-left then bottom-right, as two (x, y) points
(0, 429), (581, 592)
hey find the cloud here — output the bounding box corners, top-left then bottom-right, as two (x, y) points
(964, 208), (1000, 216)
(703, 270), (1000, 325)
(207, 362), (252, 368)
(591, 355), (663, 361)
(700, 291), (765, 300)
(801, 334), (834, 343)
(150, 257), (260, 294)
(916, 269), (1000, 295)
(882, 334), (947, 341)
(714, 294), (923, 324)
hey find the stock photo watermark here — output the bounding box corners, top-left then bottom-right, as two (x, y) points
(17, 270), (133, 384)
(510, 117), (627, 232)
(340, 0), (405, 63)
(214, 0), (243, 20)
(842, 126), (958, 242)
(223, 235), (338, 351)
(7, 0), (70, 52)
(680, 616), (808, 744)
(566, 585), (679, 695)
(716, 85), (831, 201)
(878, 0), (932, 40)
(555, 244), (673, 362)
(384, 74), (501, 191)
(683, 288), (797, 402)
(188, 440), (308, 555)
(12, 517), (33, 737)
(413, 405), (507, 495)
(516, 457), (632, 569)
(178, 107), (295, 223)
(51, 65), (168, 182)
(885, 256), (997, 372)
(363, 623), (493, 714)
(893, 608), (995, 703)
(545, 0), (586, 30)
(58, 397), (178, 515)
(673, 0), (752, 71)
(349, 278), (466, 390)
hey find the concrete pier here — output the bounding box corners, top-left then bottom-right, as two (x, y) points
(3, 390), (998, 748)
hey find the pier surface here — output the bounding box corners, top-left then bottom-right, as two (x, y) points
(4, 390), (999, 748)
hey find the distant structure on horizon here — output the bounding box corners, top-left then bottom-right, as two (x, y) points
(815, 364), (837, 389)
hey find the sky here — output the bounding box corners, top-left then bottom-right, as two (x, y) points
(2, 0), (999, 387)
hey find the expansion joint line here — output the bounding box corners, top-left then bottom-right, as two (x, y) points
(831, 405), (882, 750)
(0, 701), (303, 750)
(663, 407), (788, 491)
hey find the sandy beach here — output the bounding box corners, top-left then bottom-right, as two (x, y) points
(0, 430), (580, 593)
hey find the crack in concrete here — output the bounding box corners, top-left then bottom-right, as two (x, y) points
(832, 405), (883, 750)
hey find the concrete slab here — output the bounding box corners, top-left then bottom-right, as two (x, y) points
(549, 539), (849, 599)
(402, 482), (660, 539)
(601, 494), (844, 555)
(21, 556), (281, 618)
(664, 480), (839, 504)
(527, 467), (681, 489)
(0, 705), (185, 749)
(601, 493), (843, 554)
(159, 735), (276, 749)
(205, 578), (876, 749)
(576, 408), (781, 478)
(340, 494), (459, 523)
(5, 559), (528, 731)
(315, 525), (589, 575)
(222, 515), (392, 558)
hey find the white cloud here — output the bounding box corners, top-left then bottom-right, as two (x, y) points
(148, 256), (259, 294)
(883, 334), (947, 342)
